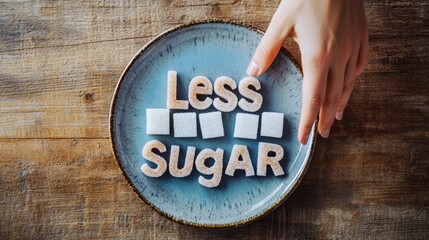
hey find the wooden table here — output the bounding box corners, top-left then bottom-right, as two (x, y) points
(1, 0), (428, 239)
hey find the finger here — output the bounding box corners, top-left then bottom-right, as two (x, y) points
(298, 56), (329, 144)
(247, 1), (294, 77)
(318, 66), (345, 138)
(356, 23), (369, 76)
(336, 23), (367, 120)
(336, 50), (359, 120)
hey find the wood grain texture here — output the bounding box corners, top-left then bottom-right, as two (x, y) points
(0, 0), (428, 239)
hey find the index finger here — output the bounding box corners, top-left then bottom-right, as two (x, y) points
(247, 0), (294, 77)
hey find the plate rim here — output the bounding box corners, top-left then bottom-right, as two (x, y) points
(109, 19), (317, 228)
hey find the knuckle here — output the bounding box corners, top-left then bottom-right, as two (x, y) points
(309, 94), (324, 109)
(325, 95), (341, 105)
(312, 50), (331, 66)
(303, 47), (332, 67)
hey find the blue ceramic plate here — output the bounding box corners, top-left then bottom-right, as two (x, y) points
(110, 21), (316, 228)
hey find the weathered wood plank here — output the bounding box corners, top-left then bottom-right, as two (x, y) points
(0, 0), (426, 54)
(0, 0), (427, 56)
(0, 38), (133, 139)
(366, 0), (429, 37)
(0, 0), (277, 52)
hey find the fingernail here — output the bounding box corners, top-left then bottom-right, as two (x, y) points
(336, 111), (343, 120)
(247, 61), (260, 77)
(321, 129), (330, 138)
(301, 134), (309, 145)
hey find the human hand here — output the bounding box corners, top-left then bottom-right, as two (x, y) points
(247, 0), (369, 144)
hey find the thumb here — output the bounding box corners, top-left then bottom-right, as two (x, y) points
(247, 1), (294, 77)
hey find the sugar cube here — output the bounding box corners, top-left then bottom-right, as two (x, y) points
(233, 113), (259, 139)
(173, 112), (197, 138)
(260, 112), (284, 138)
(199, 111), (224, 139)
(146, 108), (170, 135)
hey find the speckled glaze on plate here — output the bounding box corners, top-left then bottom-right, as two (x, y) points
(110, 20), (316, 228)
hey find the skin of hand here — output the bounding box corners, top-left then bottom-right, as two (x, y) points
(247, 0), (369, 144)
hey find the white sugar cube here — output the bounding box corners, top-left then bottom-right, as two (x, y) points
(260, 112), (284, 138)
(199, 111), (224, 139)
(146, 108), (170, 135)
(233, 113), (259, 139)
(173, 112), (197, 138)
